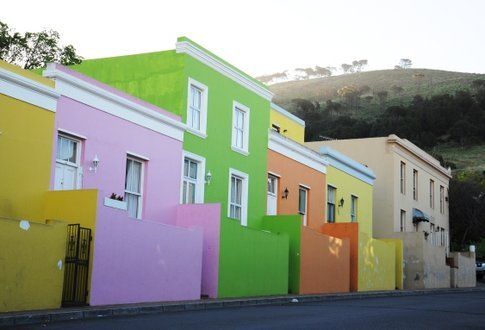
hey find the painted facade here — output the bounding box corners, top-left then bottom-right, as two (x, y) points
(307, 136), (451, 289)
(270, 103), (305, 143)
(318, 147), (400, 291)
(71, 37), (290, 298)
(42, 64), (207, 305)
(0, 60), (66, 312)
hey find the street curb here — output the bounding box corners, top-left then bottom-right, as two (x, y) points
(1, 287), (484, 327)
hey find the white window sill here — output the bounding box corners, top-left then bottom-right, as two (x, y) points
(186, 127), (207, 139)
(231, 146), (249, 156)
(104, 197), (127, 210)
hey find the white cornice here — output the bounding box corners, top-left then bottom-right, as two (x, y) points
(43, 65), (186, 142)
(0, 67), (59, 112)
(176, 40), (274, 101)
(387, 134), (452, 179)
(268, 130), (327, 173)
(271, 103), (305, 126)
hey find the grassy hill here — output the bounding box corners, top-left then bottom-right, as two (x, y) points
(267, 68), (485, 175)
(270, 68), (485, 119)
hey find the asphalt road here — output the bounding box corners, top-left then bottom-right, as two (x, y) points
(14, 291), (485, 330)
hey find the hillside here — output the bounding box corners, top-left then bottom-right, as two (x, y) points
(269, 69), (485, 119)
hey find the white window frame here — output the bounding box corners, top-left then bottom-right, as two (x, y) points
(125, 155), (145, 220)
(186, 78), (208, 138)
(327, 184), (337, 223)
(227, 168), (249, 226)
(267, 174), (278, 215)
(298, 186), (309, 226)
(351, 195), (358, 222)
(180, 150), (206, 204)
(55, 132), (83, 190)
(231, 101), (250, 156)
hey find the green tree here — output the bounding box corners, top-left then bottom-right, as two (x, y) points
(0, 20), (82, 69)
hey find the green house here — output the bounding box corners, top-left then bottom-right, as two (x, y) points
(71, 37), (289, 298)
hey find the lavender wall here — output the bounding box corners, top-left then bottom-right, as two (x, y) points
(90, 199), (203, 305)
(52, 95), (183, 225)
(177, 204), (221, 298)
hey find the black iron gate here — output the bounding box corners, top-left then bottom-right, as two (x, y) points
(62, 224), (92, 307)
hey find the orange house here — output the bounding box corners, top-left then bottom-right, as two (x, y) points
(264, 130), (350, 294)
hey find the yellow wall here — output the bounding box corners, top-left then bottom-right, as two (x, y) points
(0, 91), (55, 222)
(270, 108), (305, 144)
(0, 60), (54, 87)
(0, 218), (66, 312)
(327, 166), (397, 290)
(382, 238), (404, 289)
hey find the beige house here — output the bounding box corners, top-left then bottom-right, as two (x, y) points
(307, 135), (453, 289)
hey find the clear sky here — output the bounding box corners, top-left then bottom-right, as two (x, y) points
(2, 0), (484, 76)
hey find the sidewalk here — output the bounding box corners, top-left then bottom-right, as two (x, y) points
(1, 287), (484, 327)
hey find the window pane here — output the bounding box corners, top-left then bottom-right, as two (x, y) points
(182, 181), (188, 204)
(125, 193), (139, 218)
(188, 182), (196, 204)
(235, 205), (241, 220)
(126, 159), (142, 193)
(299, 189), (307, 214)
(231, 177), (236, 203)
(236, 178), (242, 204)
(236, 130), (243, 148)
(189, 161), (198, 179)
(184, 159), (189, 177)
(57, 136), (77, 163)
(192, 109), (200, 130)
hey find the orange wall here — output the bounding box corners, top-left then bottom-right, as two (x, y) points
(300, 226), (350, 294)
(267, 149), (326, 230)
(321, 222), (359, 291)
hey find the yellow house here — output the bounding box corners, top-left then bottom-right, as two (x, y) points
(317, 147), (402, 291)
(0, 60), (66, 312)
(270, 103), (305, 143)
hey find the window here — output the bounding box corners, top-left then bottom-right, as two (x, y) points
(181, 152), (205, 204)
(400, 161), (406, 194)
(429, 179), (434, 209)
(351, 195), (358, 222)
(413, 169), (418, 200)
(54, 133), (82, 190)
(327, 185), (336, 223)
(441, 228), (445, 246)
(267, 174), (278, 215)
(125, 156), (144, 219)
(231, 102), (250, 154)
(187, 78), (208, 136)
(299, 186), (309, 226)
(400, 209), (406, 232)
(440, 185), (445, 214)
(228, 169), (249, 226)
(430, 223), (435, 245)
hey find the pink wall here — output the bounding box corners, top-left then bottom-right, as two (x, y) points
(52, 95), (183, 225)
(90, 199), (203, 305)
(177, 204), (221, 298)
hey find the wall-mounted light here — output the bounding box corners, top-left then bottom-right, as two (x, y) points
(90, 154), (100, 173)
(339, 198), (345, 207)
(205, 171), (212, 185)
(282, 188), (289, 199)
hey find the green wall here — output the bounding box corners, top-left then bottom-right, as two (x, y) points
(218, 218), (289, 297)
(262, 215), (302, 294)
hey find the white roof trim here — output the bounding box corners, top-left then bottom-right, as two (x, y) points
(271, 103), (305, 126)
(43, 64), (186, 142)
(318, 146), (376, 185)
(176, 40), (274, 101)
(387, 134), (452, 178)
(268, 130), (328, 173)
(0, 67), (59, 112)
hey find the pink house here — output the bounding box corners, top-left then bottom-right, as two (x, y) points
(43, 64), (219, 306)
